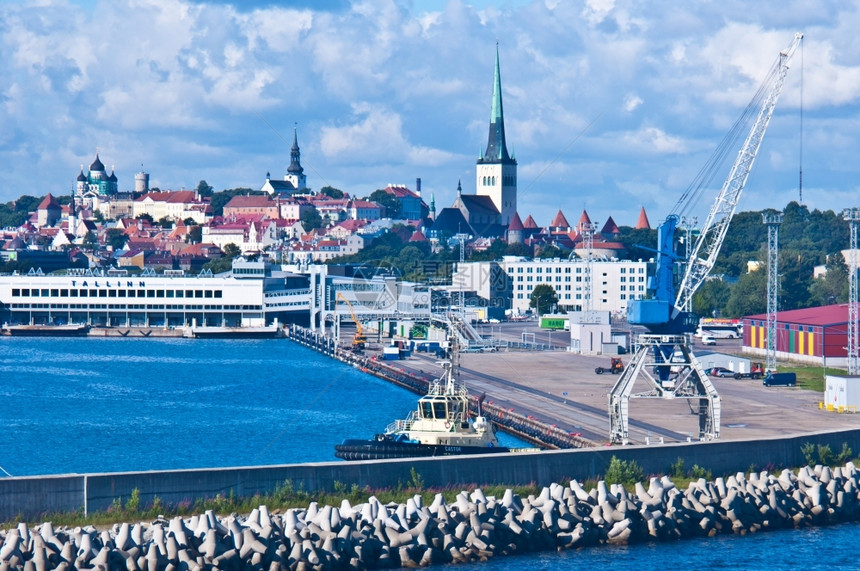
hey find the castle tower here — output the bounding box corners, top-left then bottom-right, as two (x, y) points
(285, 125), (307, 192)
(476, 45), (517, 226)
(135, 168), (150, 193)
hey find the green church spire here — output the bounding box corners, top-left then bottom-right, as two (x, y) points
(482, 44), (513, 164)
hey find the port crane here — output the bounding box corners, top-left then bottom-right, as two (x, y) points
(608, 33), (803, 444)
(336, 292), (367, 351)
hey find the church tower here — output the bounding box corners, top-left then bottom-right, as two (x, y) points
(476, 45), (517, 226)
(285, 125), (307, 192)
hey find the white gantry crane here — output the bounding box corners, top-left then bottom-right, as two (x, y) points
(610, 32), (803, 445)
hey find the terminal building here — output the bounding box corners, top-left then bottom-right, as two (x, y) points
(0, 261), (431, 334)
(452, 257), (651, 316)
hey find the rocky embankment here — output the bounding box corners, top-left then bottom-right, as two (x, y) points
(3, 462), (860, 570)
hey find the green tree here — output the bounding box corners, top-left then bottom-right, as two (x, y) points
(187, 225), (202, 244)
(369, 189), (402, 218)
(692, 278), (732, 318)
(157, 216), (173, 229)
(196, 180), (214, 198)
(105, 228), (129, 251)
(536, 244), (565, 259)
(222, 243), (241, 259)
(529, 284), (558, 315)
(320, 186), (345, 199)
(82, 231), (98, 251)
(469, 239), (507, 261)
(505, 242), (533, 257)
(136, 213), (154, 224)
(724, 268), (767, 317)
(808, 253), (849, 306)
(301, 207), (324, 231)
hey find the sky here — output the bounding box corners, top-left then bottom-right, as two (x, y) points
(2, 0), (860, 230)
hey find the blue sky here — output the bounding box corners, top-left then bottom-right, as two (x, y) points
(2, 0), (860, 230)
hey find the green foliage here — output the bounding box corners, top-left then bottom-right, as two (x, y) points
(158, 216), (173, 229)
(670, 457), (686, 479)
(196, 180), (214, 198)
(409, 468), (425, 492)
(692, 279), (731, 319)
(0, 195), (43, 227)
(126, 488), (140, 513)
(615, 226), (657, 262)
(187, 225), (202, 244)
(320, 186), (345, 199)
(222, 243), (241, 259)
(808, 253), (849, 306)
(105, 228), (129, 251)
(82, 231), (98, 251)
(301, 207), (324, 231)
(724, 266), (766, 318)
(529, 284), (559, 314)
(536, 244), (564, 259)
(604, 456), (645, 487)
(801, 442), (854, 466)
(135, 212), (154, 224)
(369, 189), (402, 218)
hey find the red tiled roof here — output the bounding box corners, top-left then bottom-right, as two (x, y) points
(601, 216), (620, 234)
(523, 215), (538, 229)
(551, 210), (570, 228)
(636, 207), (651, 230)
(409, 230), (428, 242)
(37, 193), (60, 210)
(508, 212), (524, 231)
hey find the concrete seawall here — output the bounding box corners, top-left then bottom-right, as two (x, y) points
(4, 429), (860, 521)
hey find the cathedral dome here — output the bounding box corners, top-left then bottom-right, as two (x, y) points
(90, 154), (105, 172)
(77, 170), (87, 182)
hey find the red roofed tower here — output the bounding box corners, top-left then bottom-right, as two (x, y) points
(635, 207), (651, 230)
(551, 210), (571, 232)
(507, 212), (524, 244)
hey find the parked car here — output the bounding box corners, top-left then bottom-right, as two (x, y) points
(709, 367), (735, 378)
(701, 334), (717, 346)
(763, 372), (797, 387)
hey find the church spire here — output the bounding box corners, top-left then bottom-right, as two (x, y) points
(287, 124), (304, 175)
(482, 43), (512, 164)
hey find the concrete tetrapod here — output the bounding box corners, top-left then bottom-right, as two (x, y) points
(6, 462), (860, 569)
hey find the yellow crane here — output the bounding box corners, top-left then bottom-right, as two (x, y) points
(336, 292), (367, 351)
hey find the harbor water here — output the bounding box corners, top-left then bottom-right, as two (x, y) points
(2, 337), (858, 568)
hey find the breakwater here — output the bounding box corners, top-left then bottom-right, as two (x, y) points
(286, 325), (593, 450)
(4, 462), (860, 570)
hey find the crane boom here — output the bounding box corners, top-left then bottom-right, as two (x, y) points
(336, 292), (366, 349)
(675, 32), (803, 313)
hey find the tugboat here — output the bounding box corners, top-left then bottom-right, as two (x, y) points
(335, 331), (510, 461)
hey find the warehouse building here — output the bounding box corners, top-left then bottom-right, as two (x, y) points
(743, 304), (849, 367)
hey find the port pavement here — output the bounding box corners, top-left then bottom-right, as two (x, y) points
(381, 333), (860, 446)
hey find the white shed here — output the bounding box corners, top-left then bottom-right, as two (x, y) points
(824, 375), (860, 409)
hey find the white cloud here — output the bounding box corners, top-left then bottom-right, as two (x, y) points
(3, 0), (860, 229)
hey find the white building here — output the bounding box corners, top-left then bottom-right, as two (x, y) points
(453, 256), (651, 315)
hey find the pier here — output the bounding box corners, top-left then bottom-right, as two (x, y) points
(286, 325), (593, 450)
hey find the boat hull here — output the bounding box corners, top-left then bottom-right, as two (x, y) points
(334, 438), (510, 461)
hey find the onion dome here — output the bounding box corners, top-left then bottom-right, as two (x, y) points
(89, 154), (105, 172)
(77, 169), (87, 182)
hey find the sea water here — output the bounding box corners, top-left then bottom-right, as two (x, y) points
(2, 337), (857, 567)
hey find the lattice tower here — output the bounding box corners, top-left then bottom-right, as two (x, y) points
(762, 212), (783, 373)
(842, 208), (860, 375)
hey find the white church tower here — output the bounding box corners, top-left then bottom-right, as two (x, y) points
(475, 45), (517, 226)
